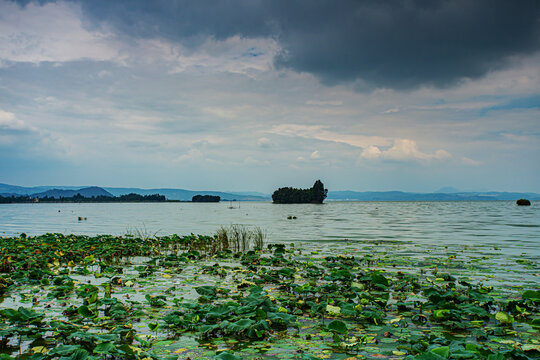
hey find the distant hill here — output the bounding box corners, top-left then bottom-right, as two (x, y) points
(0, 183), (268, 201)
(0, 183), (59, 195)
(103, 187), (268, 201)
(0, 183), (88, 195)
(1, 183), (538, 202)
(434, 186), (461, 193)
(32, 187), (113, 199)
(327, 190), (540, 201)
(228, 191), (270, 198)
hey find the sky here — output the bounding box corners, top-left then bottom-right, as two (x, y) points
(0, 0), (539, 193)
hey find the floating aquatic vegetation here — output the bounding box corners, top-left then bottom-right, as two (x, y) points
(0, 232), (537, 359)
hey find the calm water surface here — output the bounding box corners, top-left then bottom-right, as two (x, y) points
(0, 201), (538, 257)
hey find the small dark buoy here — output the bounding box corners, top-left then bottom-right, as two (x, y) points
(516, 199), (531, 206)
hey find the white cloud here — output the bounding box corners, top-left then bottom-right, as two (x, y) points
(310, 150), (321, 159)
(0, 108), (76, 158)
(0, 1), (121, 64)
(270, 124), (391, 148)
(361, 139), (451, 162)
(306, 100), (343, 106)
(243, 156), (259, 165)
(174, 148), (203, 162)
(409, 101), (499, 111)
(0, 109), (34, 131)
(462, 157), (482, 166)
(501, 133), (536, 142)
(257, 137), (274, 148)
(0, 1), (279, 79)
(203, 105), (254, 119)
(361, 145), (382, 159)
(135, 36), (279, 77)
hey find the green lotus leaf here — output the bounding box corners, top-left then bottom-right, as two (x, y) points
(430, 346), (449, 358)
(522, 290), (540, 302)
(195, 285), (218, 297)
(495, 311), (514, 324)
(227, 319), (255, 332)
(214, 352), (242, 360)
(77, 305), (95, 318)
(93, 342), (116, 354)
(48, 345), (84, 356)
(327, 319), (348, 334)
(432, 309), (451, 320)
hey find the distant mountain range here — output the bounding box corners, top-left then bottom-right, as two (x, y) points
(31, 187), (113, 199)
(0, 183), (268, 201)
(326, 190), (540, 201)
(1, 183), (538, 202)
(102, 187), (267, 201)
(434, 186), (462, 193)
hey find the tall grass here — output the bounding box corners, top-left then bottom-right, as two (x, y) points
(126, 224), (160, 241)
(121, 224), (266, 257)
(251, 226), (266, 250)
(213, 225), (266, 253)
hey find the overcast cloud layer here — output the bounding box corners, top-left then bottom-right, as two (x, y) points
(1, 0), (539, 192)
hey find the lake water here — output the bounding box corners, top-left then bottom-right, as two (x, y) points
(0, 201), (538, 257)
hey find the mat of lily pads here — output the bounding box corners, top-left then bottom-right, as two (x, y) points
(0, 233), (538, 360)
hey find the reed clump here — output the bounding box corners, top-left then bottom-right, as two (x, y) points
(213, 225), (267, 253)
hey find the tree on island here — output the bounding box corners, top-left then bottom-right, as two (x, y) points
(272, 180), (328, 204)
(192, 195), (221, 202)
(0, 193), (167, 203)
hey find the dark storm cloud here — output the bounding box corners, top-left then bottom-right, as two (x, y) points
(13, 0), (540, 89)
(270, 0), (540, 88)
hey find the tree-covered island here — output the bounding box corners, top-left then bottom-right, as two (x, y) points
(192, 195), (221, 202)
(0, 193), (167, 203)
(272, 180), (328, 204)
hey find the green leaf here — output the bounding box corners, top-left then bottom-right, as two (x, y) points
(214, 351), (242, 360)
(207, 305), (231, 319)
(163, 356), (179, 360)
(327, 319), (348, 334)
(430, 346), (449, 358)
(195, 285), (217, 297)
(326, 304), (341, 316)
(432, 309), (451, 320)
(93, 342), (116, 354)
(522, 290), (540, 302)
(495, 311), (514, 324)
(227, 319), (255, 332)
(486, 355), (505, 360)
(18, 307), (42, 321)
(411, 352), (446, 360)
(77, 305), (95, 318)
(371, 273), (389, 287)
(49, 345), (83, 356)
(67, 349), (89, 360)
(522, 344), (540, 352)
